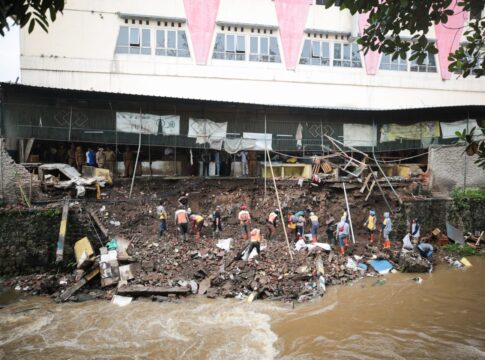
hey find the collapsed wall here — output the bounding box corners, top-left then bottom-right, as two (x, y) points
(429, 144), (485, 193)
(0, 140), (33, 205)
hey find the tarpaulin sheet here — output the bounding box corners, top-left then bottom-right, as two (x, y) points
(380, 122), (441, 143)
(440, 119), (479, 139)
(243, 132), (272, 151)
(223, 138), (256, 154)
(188, 118), (227, 144)
(343, 124), (377, 147)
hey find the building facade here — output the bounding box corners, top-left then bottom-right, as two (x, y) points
(1, 0), (484, 180)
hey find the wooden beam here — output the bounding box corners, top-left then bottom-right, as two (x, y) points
(117, 285), (191, 296)
(56, 199), (70, 263)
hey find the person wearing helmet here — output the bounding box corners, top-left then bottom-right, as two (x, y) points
(296, 212), (306, 239)
(382, 212), (393, 249)
(238, 205), (251, 240)
(156, 200), (168, 238)
(266, 209), (279, 241)
(212, 205), (223, 238)
(287, 210), (297, 241)
(174, 205), (189, 241)
(364, 209), (377, 243)
(178, 191), (189, 208)
(336, 217), (350, 255)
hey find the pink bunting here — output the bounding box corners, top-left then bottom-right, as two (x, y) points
(183, 0), (220, 65)
(358, 13), (380, 75)
(274, 0), (311, 70)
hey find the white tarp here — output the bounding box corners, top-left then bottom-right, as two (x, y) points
(188, 118), (228, 144)
(440, 119), (479, 139)
(116, 112), (180, 135)
(343, 124), (377, 147)
(243, 132), (272, 151)
(224, 138), (256, 154)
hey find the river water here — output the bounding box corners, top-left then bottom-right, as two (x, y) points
(1, 258), (484, 360)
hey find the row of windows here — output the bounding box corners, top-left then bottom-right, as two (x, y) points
(300, 40), (362, 68)
(213, 33), (281, 63)
(380, 54), (437, 73)
(114, 26), (438, 73)
(115, 26), (190, 57)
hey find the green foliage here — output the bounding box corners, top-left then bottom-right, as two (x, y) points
(455, 127), (485, 169)
(325, 0), (484, 78)
(451, 187), (485, 210)
(0, 0), (65, 36)
(442, 243), (478, 256)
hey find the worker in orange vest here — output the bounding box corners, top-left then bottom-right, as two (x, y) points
(246, 228), (261, 258)
(174, 205), (189, 241)
(266, 209), (279, 241)
(238, 204), (251, 240)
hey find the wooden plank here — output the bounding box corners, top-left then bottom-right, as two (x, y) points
(88, 210), (109, 238)
(365, 180), (376, 201)
(57, 267), (100, 302)
(359, 173), (373, 193)
(117, 285), (191, 296)
(56, 199), (70, 263)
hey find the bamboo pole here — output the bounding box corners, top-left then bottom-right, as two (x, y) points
(372, 152), (402, 204)
(129, 109), (142, 199)
(266, 148), (293, 261)
(342, 182), (355, 244)
(264, 113), (267, 202)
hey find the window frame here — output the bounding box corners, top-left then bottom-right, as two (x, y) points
(333, 42), (362, 68)
(379, 53), (408, 72)
(212, 33), (246, 61)
(115, 26), (151, 55)
(299, 38), (330, 66)
(249, 35), (281, 63)
(155, 28), (190, 58)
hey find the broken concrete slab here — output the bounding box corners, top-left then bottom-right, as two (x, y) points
(117, 285), (190, 297)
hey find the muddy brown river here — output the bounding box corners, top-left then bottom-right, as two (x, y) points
(1, 258), (484, 360)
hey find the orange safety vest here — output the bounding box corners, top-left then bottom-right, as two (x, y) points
(250, 228), (261, 242)
(175, 210), (188, 224)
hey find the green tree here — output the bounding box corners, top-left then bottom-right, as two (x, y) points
(0, 0), (65, 36)
(325, 0), (484, 77)
(456, 127), (485, 169)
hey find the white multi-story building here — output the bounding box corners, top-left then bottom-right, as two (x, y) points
(16, 0), (484, 110)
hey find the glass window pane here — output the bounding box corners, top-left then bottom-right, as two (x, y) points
(213, 52), (223, 59)
(270, 37), (279, 56)
(130, 28), (140, 46)
(351, 44), (360, 61)
(427, 53), (436, 66)
(250, 37), (258, 54)
(249, 54), (258, 61)
(141, 47), (151, 55)
(129, 46), (140, 54)
(156, 48), (166, 56)
(334, 43), (341, 60)
(237, 36), (245, 52)
(322, 42), (329, 59)
(115, 46), (128, 54)
(117, 26), (129, 46)
(260, 37), (268, 55)
(312, 41), (320, 58)
(167, 49), (176, 56)
(214, 33), (224, 52)
(142, 29), (150, 47)
(301, 40), (311, 58)
(178, 31), (188, 50)
(226, 35), (235, 52)
(156, 30), (165, 48)
(178, 49), (190, 57)
(343, 44), (350, 60)
(167, 31), (176, 49)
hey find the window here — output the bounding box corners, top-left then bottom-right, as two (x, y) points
(213, 33), (246, 60)
(155, 29), (190, 57)
(380, 54), (408, 71)
(115, 26), (151, 55)
(333, 43), (361, 67)
(410, 52), (437, 73)
(249, 36), (281, 63)
(300, 39), (330, 65)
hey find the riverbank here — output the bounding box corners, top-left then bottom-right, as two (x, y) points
(1, 257), (484, 360)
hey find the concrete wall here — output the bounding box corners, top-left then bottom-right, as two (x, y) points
(429, 144), (485, 193)
(0, 141), (32, 205)
(18, 0), (485, 110)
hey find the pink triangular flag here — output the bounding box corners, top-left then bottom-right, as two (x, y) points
(183, 0), (220, 65)
(434, 0), (469, 80)
(274, 0), (311, 70)
(358, 12), (380, 75)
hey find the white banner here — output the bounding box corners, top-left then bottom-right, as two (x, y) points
(343, 124), (377, 147)
(188, 118), (227, 144)
(116, 112), (180, 135)
(243, 132), (272, 151)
